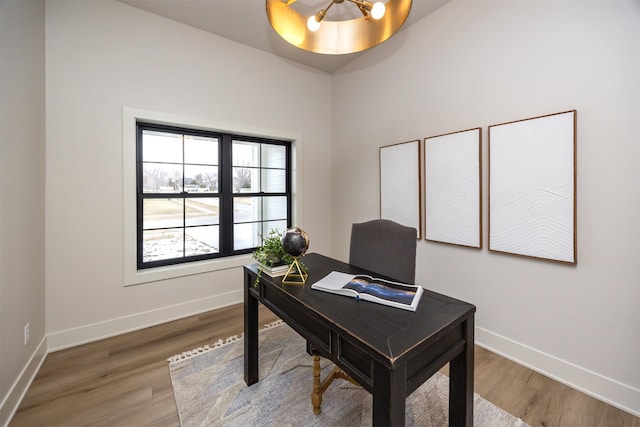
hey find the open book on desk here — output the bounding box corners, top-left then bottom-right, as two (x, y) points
(311, 271), (423, 312)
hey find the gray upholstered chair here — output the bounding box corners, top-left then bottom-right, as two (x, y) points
(349, 218), (417, 284)
(311, 219), (417, 414)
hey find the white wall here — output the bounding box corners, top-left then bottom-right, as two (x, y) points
(0, 0), (47, 424)
(331, 0), (639, 415)
(45, 0), (333, 347)
(4, 0), (638, 421)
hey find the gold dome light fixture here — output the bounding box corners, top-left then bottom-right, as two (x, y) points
(266, 0), (413, 55)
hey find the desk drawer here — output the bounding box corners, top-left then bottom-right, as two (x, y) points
(263, 286), (331, 353)
(338, 335), (373, 389)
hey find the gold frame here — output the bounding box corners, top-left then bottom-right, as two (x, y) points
(266, 0), (413, 55)
(281, 257), (308, 284)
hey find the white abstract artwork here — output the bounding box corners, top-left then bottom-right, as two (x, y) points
(489, 110), (576, 263)
(380, 140), (421, 239)
(425, 128), (481, 248)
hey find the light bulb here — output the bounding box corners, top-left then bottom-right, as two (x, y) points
(371, 1), (385, 19)
(307, 15), (321, 32)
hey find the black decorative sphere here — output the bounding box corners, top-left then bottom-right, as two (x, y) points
(281, 227), (309, 257)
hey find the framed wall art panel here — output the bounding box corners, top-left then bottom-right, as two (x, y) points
(424, 128), (482, 248)
(380, 140), (422, 239)
(489, 110), (576, 264)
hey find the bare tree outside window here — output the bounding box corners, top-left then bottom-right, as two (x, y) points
(203, 172), (218, 191)
(233, 162), (252, 192)
(143, 167), (168, 192)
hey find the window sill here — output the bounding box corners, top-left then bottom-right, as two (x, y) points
(124, 253), (254, 287)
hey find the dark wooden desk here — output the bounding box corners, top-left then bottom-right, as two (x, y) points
(244, 253), (476, 426)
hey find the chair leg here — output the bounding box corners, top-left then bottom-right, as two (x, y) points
(311, 355), (323, 415)
(311, 355), (361, 415)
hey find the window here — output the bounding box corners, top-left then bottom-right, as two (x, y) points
(137, 122), (291, 269)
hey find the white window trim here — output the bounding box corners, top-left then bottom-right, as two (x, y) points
(123, 107), (303, 286)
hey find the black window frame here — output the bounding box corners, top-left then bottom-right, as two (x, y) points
(136, 122), (292, 270)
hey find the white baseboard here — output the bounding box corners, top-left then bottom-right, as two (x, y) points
(475, 326), (640, 418)
(47, 290), (243, 351)
(0, 336), (48, 427)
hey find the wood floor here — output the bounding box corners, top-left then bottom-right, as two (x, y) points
(10, 303), (639, 427)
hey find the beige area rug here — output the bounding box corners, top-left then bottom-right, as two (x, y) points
(168, 322), (529, 426)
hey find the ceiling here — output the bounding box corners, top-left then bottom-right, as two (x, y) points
(118, 0), (450, 73)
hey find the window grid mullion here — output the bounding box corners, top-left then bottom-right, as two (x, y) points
(220, 135), (234, 254)
(259, 143), (264, 238)
(182, 134), (186, 258)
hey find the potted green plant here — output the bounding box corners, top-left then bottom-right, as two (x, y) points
(253, 229), (294, 269)
(252, 229), (293, 287)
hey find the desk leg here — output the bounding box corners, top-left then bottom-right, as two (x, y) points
(449, 315), (474, 426)
(372, 362), (406, 426)
(244, 271), (259, 385)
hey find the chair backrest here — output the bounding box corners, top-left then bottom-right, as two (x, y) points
(348, 219), (417, 284)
